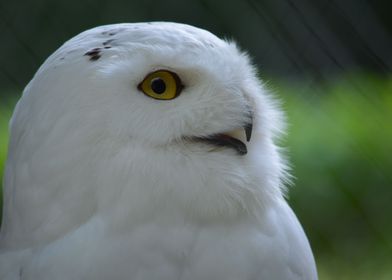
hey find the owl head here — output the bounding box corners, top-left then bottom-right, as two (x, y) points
(4, 23), (289, 246)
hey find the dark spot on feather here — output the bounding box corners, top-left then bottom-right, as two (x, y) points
(85, 48), (101, 56)
(84, 48), (102, 61)
(103, 39), (115, 46)
(101, 28), (125, 36)
(104, 46), (111, 49)
(89, 54), (101, 61)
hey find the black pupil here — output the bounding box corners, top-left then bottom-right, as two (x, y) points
(150, 78), (166, 94)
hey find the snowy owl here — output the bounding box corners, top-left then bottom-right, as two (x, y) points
(0, 22), (317, 279)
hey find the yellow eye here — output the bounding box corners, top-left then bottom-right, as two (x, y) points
(138, 70), (183, 100)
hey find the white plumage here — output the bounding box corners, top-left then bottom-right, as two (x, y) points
(0, 22), (317, 279)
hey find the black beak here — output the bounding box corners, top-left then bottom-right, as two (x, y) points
(244, 108), (253, 142)
(245, 121), (252, 142)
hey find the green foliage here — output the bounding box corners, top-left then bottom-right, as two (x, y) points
(0, 76), (391, 278)
(275, 75), (392, 278)
(0, 96), (17, 207)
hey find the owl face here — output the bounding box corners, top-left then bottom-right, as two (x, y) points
(11, 23), (286, 222)
(78, 26), (258, 156)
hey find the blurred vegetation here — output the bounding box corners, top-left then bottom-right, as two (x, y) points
(275, 75), (392, 278)
(0, 95), (17, 205)
(1, 75), (391, 279)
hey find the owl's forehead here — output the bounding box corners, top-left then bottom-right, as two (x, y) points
(40, 22), (245, 82)
(68, 22), (226, 53)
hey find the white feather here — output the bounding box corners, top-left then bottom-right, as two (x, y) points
(0, 22), (317, 279)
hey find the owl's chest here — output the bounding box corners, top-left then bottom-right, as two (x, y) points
(85, 218), (290, 280)
(21, 204), (313, 280)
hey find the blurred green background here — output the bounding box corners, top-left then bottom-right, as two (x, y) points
(1, 0), (391, 279)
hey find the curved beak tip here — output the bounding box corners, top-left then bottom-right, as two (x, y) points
(245, 123), (252, 142)
(244, 105), (254, 142)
